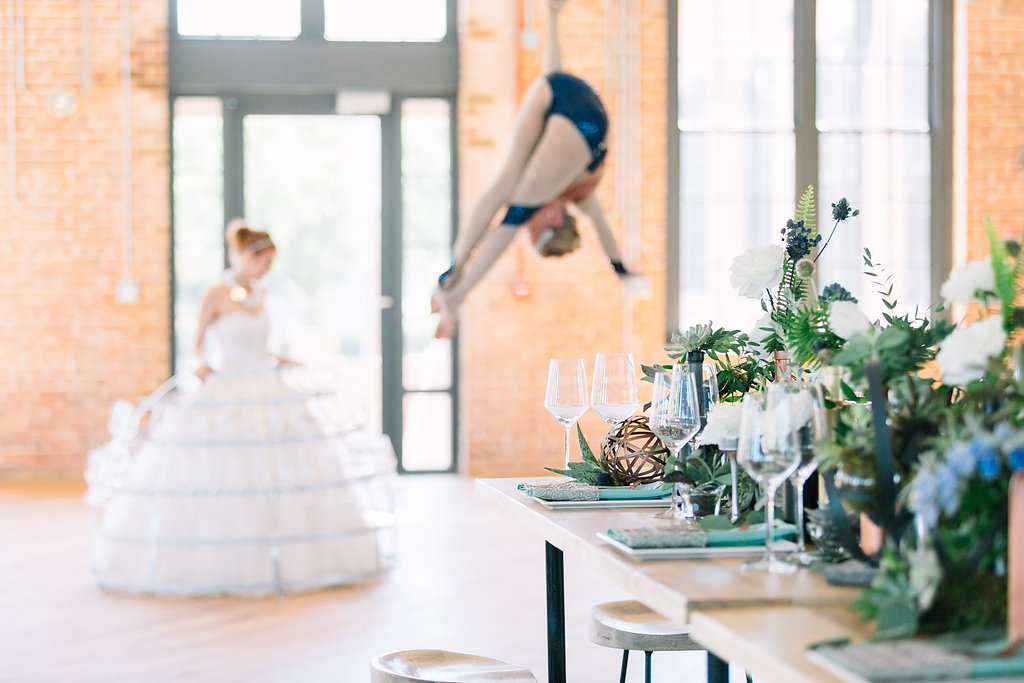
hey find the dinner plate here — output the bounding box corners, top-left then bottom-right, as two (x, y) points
(535, 497), (673, 510)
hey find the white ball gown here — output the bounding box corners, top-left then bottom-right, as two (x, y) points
(85, 309), (397, 596)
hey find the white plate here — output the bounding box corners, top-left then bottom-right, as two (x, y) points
(535, 498), (674, 510)
(597, 531), (798, 560)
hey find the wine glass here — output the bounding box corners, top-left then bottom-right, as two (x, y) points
(783, 381), (827, 566)
(544, 358), (588, 468)
(736, 386), (803, 574)
(648, 366), (701, 524)
(591, 353), (640, 427)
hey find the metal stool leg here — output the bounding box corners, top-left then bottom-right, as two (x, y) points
(644, 651), (653, 683)
(619, 650), (629, 683)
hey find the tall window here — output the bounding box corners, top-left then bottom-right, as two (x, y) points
(673, 0), (949, 333)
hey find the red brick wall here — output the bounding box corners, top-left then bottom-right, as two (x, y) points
(965, 1), (1024, 254)
(0, 1), (169, 478)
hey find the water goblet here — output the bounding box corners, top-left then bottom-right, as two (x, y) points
(736, 386), (803, 574)
(591, 353), (640, 427)
(648, 366), (701, 524)
(544, 358), (588, 468)
(783, 381), (827, 566)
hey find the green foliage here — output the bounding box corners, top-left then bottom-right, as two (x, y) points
(544, 426), (607, 484)
(665, 445), (758, 513)
(782, 302), (845, 368)
(665, 323), (743, 358)
(986, 217), (1019, 333)
(851, 548), (919, 640)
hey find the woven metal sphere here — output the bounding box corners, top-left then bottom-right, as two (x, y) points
(600, 415), (669, 485)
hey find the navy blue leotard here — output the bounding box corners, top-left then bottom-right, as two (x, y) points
(502, 73), (608, 226)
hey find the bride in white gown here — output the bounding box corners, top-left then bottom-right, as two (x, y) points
(85, 221), (397, 596)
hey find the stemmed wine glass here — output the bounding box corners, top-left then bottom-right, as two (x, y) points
(544, 358), (589, 468)
(783, 381), (828, 566)
(591, 353), (640, 427)
(648, 366), (701, 524)
(736, 385), (803, 574)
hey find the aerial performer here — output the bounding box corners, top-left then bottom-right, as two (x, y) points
(430, 0), (636, 339)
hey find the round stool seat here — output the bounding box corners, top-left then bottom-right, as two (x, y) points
(370, 649), (537, 683)
(589, 600), (700, 652)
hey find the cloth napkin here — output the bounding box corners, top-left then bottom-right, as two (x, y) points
(518, 480), (600, 501)
(607, 526), (709, 548)
(808, 632), (1024, 681)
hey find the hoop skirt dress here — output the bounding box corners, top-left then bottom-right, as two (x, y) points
(85, 310), (397, 596)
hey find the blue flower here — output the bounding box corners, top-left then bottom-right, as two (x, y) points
(909, 468), (941, 525)
(947, 442), (977, 477)
(1009, 447), (1024, 472)
(969, 437), (1001, 481)
(936, 464), (961, 516)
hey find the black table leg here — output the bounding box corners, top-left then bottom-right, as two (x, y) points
(545, 541), (566, 683)
(707, 652), (729, 683)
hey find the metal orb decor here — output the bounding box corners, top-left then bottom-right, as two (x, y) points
(600, 415), (669, 485)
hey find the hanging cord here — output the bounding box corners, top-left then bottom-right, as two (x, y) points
(608, 0), (642, 350)
(15, 0), (91, 111)
(5, 1), (58, 219)
(117, 0), (137, 303)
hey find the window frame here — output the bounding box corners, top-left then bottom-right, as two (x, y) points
(666, 0), (954, 336)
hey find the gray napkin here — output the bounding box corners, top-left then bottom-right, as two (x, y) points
(607, 526), (708, 548)
(518, 480), (600, 501)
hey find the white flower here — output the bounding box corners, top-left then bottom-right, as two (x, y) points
(908, 540), (942, 612)
(700, 403), (742, 447)
(729, 244), (785, 299)
(936, 316), (1007, 386)
(939, 256), (996, 304)
(828, 300), (872, 340)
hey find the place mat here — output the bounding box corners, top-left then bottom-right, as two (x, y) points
(806, 632), (1024, 682)
(599, 532), (797, 561)
(607, 522), (797, 549)
(598, 483), (672, 500)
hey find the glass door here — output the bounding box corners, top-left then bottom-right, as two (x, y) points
(242, 113), (385, 432)
(172, 96), (457, 472)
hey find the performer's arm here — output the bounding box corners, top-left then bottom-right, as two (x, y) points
(574, 194), (628, 272)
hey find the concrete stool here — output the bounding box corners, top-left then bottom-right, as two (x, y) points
(370, 649), (537, 683)
(589, 600), (702, 683)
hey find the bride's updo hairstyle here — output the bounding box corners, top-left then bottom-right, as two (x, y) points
(226, 218), (276, 262)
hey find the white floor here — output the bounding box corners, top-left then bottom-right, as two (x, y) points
(1, 475), (754, 682)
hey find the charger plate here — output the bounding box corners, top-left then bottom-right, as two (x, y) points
(598, 532), (797, 561)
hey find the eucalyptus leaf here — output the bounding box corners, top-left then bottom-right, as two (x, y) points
(698, 515), (736, 531)
(874, 601), (918, 640)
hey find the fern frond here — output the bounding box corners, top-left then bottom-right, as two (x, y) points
(795, 185), (817, 236)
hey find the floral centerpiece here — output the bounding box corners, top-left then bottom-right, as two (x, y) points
(709, 186), (1022, 641)
(831, 222), (1024, 638)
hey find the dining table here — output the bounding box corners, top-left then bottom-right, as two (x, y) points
(475, 476), (864, 683)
